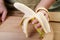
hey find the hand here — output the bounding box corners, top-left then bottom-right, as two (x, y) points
(0, 3), (7, 22)
(31, 10), (49, 29)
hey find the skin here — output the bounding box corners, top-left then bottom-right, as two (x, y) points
(32, 0), (55, 29)
(0, 0), (55, 28)
(0, 0), (7, 22)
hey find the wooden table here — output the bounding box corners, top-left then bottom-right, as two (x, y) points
(49, 12), (60, 40)
(0, 11), (60, 40)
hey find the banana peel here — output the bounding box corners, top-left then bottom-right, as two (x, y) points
(14, 2), (51, 38)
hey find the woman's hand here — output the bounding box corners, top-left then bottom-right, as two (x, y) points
(0, 3), (7, 22)
(31, 10), (49, 29)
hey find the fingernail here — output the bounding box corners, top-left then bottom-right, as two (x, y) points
(35, 23), (41, 28)
(32, 22), (34, 24)
(32, 19), (38, 24)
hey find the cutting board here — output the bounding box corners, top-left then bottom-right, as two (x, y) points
(0, 16), (54, 40)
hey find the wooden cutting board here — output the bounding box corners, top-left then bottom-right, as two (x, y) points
(0, 16), (54, 40)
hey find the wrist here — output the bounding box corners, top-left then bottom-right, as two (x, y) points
(37, 9), (47, 14)
(35, 7), (49, 21)
(35, 7), (49, 14)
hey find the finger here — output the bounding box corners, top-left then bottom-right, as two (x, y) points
(35, 23), (41, 28)
(0, 10), (3, 14)
(35, 23), (43, 31)
(32, 19), (38, 24)
(2, 10), (7, 22)
(40, 27), (43, 31)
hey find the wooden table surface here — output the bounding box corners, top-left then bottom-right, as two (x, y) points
(0, 11), (60, 40)
(49, 12), (60, 40)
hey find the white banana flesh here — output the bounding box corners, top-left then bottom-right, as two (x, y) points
(14, 2), (51, 37)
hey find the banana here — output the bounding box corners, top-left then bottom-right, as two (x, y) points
(14, 2), (51, 38)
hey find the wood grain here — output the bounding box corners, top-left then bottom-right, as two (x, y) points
(9, 11), (60, 22)
(0, 16), (53, 40)
(50, 22), (60, 40)
(49, 12), (60, 22)
(0, 12), (59, 40)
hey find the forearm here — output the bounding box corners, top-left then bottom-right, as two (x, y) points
(0, 0), (4, 4)
(35, 0), (56, 10)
